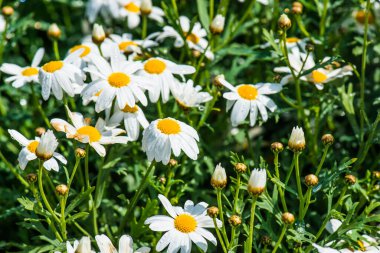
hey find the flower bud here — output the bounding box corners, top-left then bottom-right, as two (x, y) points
(75, 148), (86, 158)
(321, 134), (334, 146)
(92, 24), (105, 45)
(234, 162), (247, 173)
(56, 184), (68, 196)
(228, 215), (242, 226)
(271, 142), (284, 153)
(211, 163), (227, 189)
(210, 14), (225, 35)
(305, 43), (314, 52)
(305, 174), (318, 187)
(35, 127), (46, 137)
(84, 117), (92, 125)
(345, 174), (356, 185)
(281, 212), (295, 225)
(207, 206), (219, 217)
(261, 235), (272, 246)
(288, 126), (306, 152)
(292, 2), (303, 15)
(278, 14), (291, 30)
(36, 130), (58, 161)
(141, 0), (152, 15)
(169, 159), (178, 167)
(192, 50), (201, 58)
(159, 176), (166, 184)
(47, 23), (61, 40)
(213, 74), (225, 88)
(26, 173), (37, 183)
(2, 6), (14, 17)
(247, 169), (267, 196)
(372, 171), (380, 180)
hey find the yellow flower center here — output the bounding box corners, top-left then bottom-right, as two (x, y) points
(22, 67), (39, 76)
(311, 70), (328, 83)
(76, 126), (101, 143)
(156, 118), (181, 135)
(124, 2), (140, 13)
(122, 104), (138, 113)
(185, 33), (200, 44)
(27, 140), (39, 153)
(174, 214), (197, 233)
(69, 45), (91, 58)
(144, 59), (166, 74)
(119, 41), (137, 51)
(237, 85), (258, 100)
(42, 61), (64, 73)
(108, 72), (131, 88)
(286, 37), (300, 43)
(355, 10), (374, 24)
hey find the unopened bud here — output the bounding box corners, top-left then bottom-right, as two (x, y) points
(2, 6), (14, 17)
(261, 235), (272, 246)
(169, 159), (178, 167)
(228, 215), (242, 226)
(92, 23), (105, 45)
(35, 127), (46, 137)
(247, 169), (267, 196)
(271, 142), (284, 153)
(207, 206), (219, 217)
(372, 171), (380, 180)
(281, 212), (295, 225)
(288, 126), (306, 152)
(321, 134), (334, 146)
(75, 148), (86, 158)
(234, 162), (247, 173)
(159, 176), (166, 184)
(305, 43), (314, 52)
(56, 184), (68, 196)
(345, 174), (356, 185)
(210, 14), (225, 35)
(213, 74), (225, 88)
(211, 163), (227, 189)
(292, 2), (303, 15)
(141, 0), (152, 15)
(26, 173), (37, 183)
(305, 174), (318, 187)
(48, 23), (61, 40)
(84, 117), (92, 125)
(278, 14), (291, 30)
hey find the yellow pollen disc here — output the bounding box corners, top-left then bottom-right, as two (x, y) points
(42, 61), (64, 73)
(108, 72), (131, 88)
(174, 214), (197, 233)
(122, 104), (138, 113)
(237, 85), (258, 100)
(355, 10), (374, 24)
(311, 70), (328, 83)
(69, 45), (91, 58)
(144, 59), (166, 74)
(286, 37), (300, 43)
(27, 140), (39, 153)
(157, 118), (181, 135)
(22, 67), (39, 76)
(119, 41), (137, 51)
(124, 2), (140, 13)
(185, 33), (200, 44)
(76, 126), (101, 143)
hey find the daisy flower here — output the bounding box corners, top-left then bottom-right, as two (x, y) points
(0, 48), (44, 88)
(82, 53), (152, 112)
(51, 107), (129, 157)
(108, 103), (149, 141)
(172, 79), (212, 109)
(96, 234), (150, 253)
(8, 129), (67, 172)
(142, 117), (199, 165)
(139, 57), (195, 103)
(54, 237), (95, 253)
(274, 50), (353, 89)
(104, 33), (157, 57)
(217, 76), (282, 127)
(67, 42), (100, 68)
(86, 0), (119, 23)
(145, 194), (222, 253)
(38, 52), (84, 100)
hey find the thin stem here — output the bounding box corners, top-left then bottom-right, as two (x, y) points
(84, 145), (98, 235)
(30, 84), (51, 128)
(294, 152), (304, 219)
(197, 87), (219, 130)
(142, 15), (148, 39)
(67, 157), (80, 190)
(164, 165), (177, 197)
(209, 0), (214, 21)
(315, 145), (329, 176)
(216, 189), (229, 245)
(272, 226), (287, 253)
(274, 152), (288, 212)
(0, 149), (30, 188)
(213, 217), (227, 253)
(59, 197), (67, 240)
(319, 0), (329, 37)
(157, 100), (163, 118)
(232, 173), (241, 214)
(247, 197), (257, 253)
(53, 40), (60, 60)
(300, 188), (312, 220)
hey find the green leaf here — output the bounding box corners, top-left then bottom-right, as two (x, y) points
(17, 197), (34, 211)
(65, 187), (95, 216)
(196, 0), (210, 33)
(66, 212), (89, 223)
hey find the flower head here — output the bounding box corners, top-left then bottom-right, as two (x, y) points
(210, 14), (225, 34)
(92, 23), (106, 45)
(95, 234), (150, 253)
(210, 163), (227, 189)
(173, 79), (212, 109)
(247, 169), (267, 196)
(288, 126), (306, 152)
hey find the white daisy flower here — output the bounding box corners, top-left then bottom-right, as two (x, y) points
(67, 42), (100, 68)
(139, 57), (195, 103)
(173, 79), (212, 109)
(247, 169), (267, 195)
(8, 129), (67, 172)
(86, 0), (119, 23)
(0, 48), (44, 88)
(145, 194), (222, 253)
(103, 33), (157, 57)
(142, 117), (199, 165)
(55, 237), (95, 253)
(82, 53), (152, 112)
(274, 50), (353, 89)
(108, 103), (149, 141)
(38, 53), (84, 100)
(218, 76), (282, 127)
(96, 234), (150, 253)
(51, 107), (129, 157)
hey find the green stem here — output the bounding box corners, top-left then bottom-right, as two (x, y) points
(274, 153), (288, 212)
(164, 165), (177, 197)
(30, 84), (51, 128)
(0, 149), (30, 188)
(53, 40), (60, 60)
(157, 100), (163, 118)
(216, 189), (229, 246)
(84, 145), (98, 235)
(213, 217), (227, 253)
(315, 146), (329, 176)
(209, 0), (214, 21)
(319, 0), (329, 37)
(59, 197), (67, 240)
(67, 157), (80, 190)
(142, 15), (148, 39)
(284, 159), (295, 185)
(247, 197), (257, 253)
(272, 226), (287, 253)
(232, 173), (241, 214)
(197, 87), (219, 129)
(294, 152), (304, 219)
(300, 188), (312, 220)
